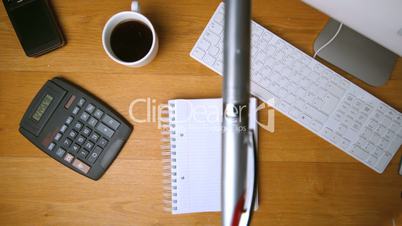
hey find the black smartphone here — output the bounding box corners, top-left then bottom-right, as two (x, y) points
(2, 0), (65, 57)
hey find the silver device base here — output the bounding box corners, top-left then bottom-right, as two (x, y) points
(314, 19), (398, 87)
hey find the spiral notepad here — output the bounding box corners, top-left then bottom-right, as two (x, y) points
(161, 98), (258, 214)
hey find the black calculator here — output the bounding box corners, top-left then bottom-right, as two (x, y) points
(19, 77), (133, 180)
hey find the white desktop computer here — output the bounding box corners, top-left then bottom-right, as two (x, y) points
(302, 0), (402, 86)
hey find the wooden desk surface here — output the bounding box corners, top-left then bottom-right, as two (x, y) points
(0, 0), (401, 225)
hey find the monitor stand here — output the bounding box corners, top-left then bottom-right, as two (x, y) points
(314, 19), (398, 87)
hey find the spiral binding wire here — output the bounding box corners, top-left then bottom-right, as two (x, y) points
(160, 102), (178, 213)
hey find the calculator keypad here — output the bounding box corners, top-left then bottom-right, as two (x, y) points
(48, 97), (121, 175)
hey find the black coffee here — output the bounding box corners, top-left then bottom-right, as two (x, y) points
(110, 21), (153, 62)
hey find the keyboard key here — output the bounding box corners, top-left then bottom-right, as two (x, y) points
(98, 138), (108, 148)
(93, 109), (104, 119)
(204, 31), (219, 45)
(80, 112), (90, 122)
(78, 149), (89, 159)
(370, 133), (381, 144)
(88, 146), (103, 164)
(70, 144), (80, 153)
(63, 138), (72, 147)
(350, 146), (369, 161)
(84, 141), (94, 151)
(60, 125), (68, 133)
(366, 143), (376, 153)
(68, 130), (78, 139)
(102, 114), (120, 130)
(48, 142), (56, 151)
(65, 116), (74, 125)
(72, 106), (80, 115)
(322, 128), (333, 139)
(74, 122), (83, 131)
(191, 47), (206, 60)
(214, 12), (223, 24)
(310, 120), (323, 132)
(388, 139), (401, 155)
(198, 38), (211, 51)
(76, 135), (86, 145)
(361, 128), (373, 140)
(203, 54), (216, 66)
(89, 132), (100, 142)
(213, 60), (223, 72)
(378, 138), (390, 150)
(366, 155), (378, 166)
(72, 159), (90, 174)
(339, 138), (350, 149)
(82, 127), (92, 136)
(208, 46), (219, 56)
(55, 147), (66, 158)
(64, 153), (74, 163)
(65, 95), (76, 109)
(77, 98), (86, 107)
(355, 138), (368, 149)
(88, 117), (98, 127)
(321, 94), (339, 115)
(54, 133), (62, 141)
(85, 104), (95, 114)
(375, 153), (392, 173)
(96, 123), (115, 138)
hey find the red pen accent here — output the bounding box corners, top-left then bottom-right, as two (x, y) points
(231, 192), (246, 226)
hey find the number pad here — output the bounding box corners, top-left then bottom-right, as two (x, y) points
(52, 97), (123, 171)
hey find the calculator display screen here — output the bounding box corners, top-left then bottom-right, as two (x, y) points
(32, 94), (54, 121)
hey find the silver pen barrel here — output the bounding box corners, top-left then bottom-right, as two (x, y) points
(222, 0), (251, 226)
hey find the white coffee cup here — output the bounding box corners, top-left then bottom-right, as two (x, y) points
(102, 1), (158, 67)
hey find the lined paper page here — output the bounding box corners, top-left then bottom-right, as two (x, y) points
(169, 98), (257, 214)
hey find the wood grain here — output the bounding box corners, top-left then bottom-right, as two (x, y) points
(0, 0), (401, 226)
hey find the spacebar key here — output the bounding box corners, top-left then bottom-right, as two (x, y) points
(96, 123), (115, 138)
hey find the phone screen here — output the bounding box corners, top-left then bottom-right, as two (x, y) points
(11, 0), (60, 51)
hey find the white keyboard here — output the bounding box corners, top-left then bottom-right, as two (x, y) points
(190, 3), (402, 173)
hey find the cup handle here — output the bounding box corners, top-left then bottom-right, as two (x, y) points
(131, 0), (140, 13)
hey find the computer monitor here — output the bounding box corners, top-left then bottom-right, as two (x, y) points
(302, 0), (402, 86)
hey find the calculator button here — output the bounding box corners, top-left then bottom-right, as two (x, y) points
(54, 133), (62, 141)
(65, 95), (76, 109)
(72, 159), (90, 174)
(78, 149), (89, 159)
(85, 104), (95, 114)
(60, 125), (68, 133)
(71, 144), (80, 153)
(96, 123), (115, 138)
(63, 153), (74, 163)
(88, 117), (98, 127)
(76, 135), (86, 145)
(102, 114), (120, 130)
(84, 141), (94, 151)
(63, 138), (72, 147)
(80, 112), (90, 122)
(98, 138), (108, 148)
(68, 130), (78, 139)
(74, 122), (83, 131)
(88, 146), (103, 164)
(89, 132), (100, 142)
(55, 147), (66, 158)
(72, 106), (80, 115)
(77, 98), (86, 107)
(93, 109), (104, 119)
(65, 116), (74, 125)
(82, 127), (92, 136)
(48, 142), (56, 151)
